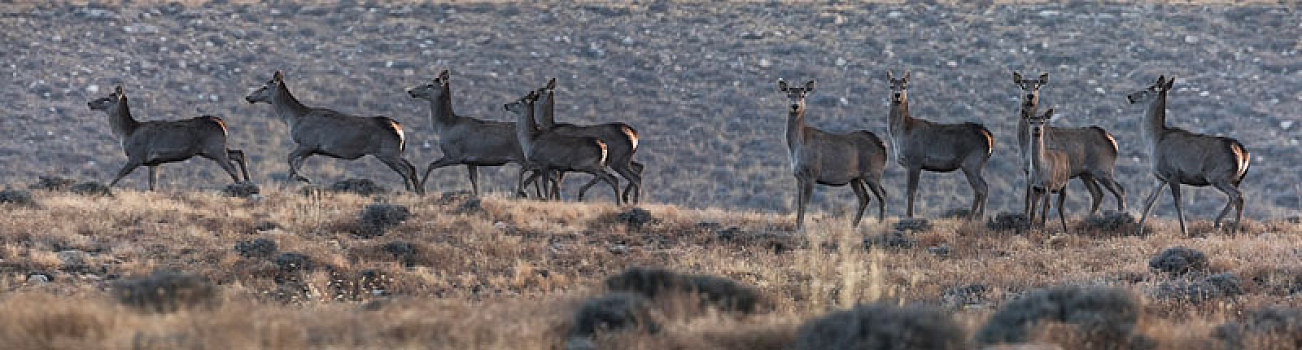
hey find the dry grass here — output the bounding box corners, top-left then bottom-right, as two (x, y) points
(0, 188), (1300, 349)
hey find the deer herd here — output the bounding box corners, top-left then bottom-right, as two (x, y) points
(83, 70), (1250, 235)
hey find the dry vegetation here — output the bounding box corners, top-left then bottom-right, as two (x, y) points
(0, 188), (1300, 349)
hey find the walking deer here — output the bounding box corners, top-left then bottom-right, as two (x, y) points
(87, 85), (250, 191)
(885, 70), (993, 219)
(245, 71), (421, 194)
(1026, 108), (1070, 233)
(1127, 75), (1250, 235)
(407, 70), (528, 196)
(1013, 72), (1126, 216)
(527, 78), (644, 203)
(505, 90), (622, 203)
(778, 79), (888, 229)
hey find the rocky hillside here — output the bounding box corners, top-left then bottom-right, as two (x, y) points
(1, 1), (1299, 218)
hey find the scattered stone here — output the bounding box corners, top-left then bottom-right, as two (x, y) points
(254, 221), (279, 231)
(927, 244), (952, 257)
(69, 182), (112, 196)
(273, 252), (315, 273)
(616, 208), (656, 229)
(987, 212), (1031, 232)
(221, 182), (260, 198)
(0, 188), (36, 206)
(26, 272), (53, 284)
(356, 203), (410, 238)
(893, 218), (932, 232)
(330, 178), (388, 196)
(28, 176), (75, 191)
(234, 238), (278, 258)
(1148, 246), (1209, 276)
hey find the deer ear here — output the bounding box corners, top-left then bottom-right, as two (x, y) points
(273, 70), (283, 81)
(902, 71), (911, 81)
(1043, 108), (1054, 120)
(439, 70), (450, 79)
(1163, 76), (1175, 90)
(777, 79), (788, 92)
(114, 85), (125, 96)
(1155, 75), (1165, 86)
(886, 70), (894, 81)
(1012, 72), (1023, 84)
(805, 80), (816, 92)
(1038, 73), (1049, 84)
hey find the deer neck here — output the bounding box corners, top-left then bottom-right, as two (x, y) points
(514, 103), (539, 156)
(537, 90), (557, 129)
(886, 99), (911, 163)
(1031, 132), (1050, 177)
(786, 108), (806, 150)
(1017, 102), (1036, 165)
(271, 83), (309, 129)
(429, 86), (459, 132)
(1142, 91), (1168, 143)
(106, 99), (139, 140)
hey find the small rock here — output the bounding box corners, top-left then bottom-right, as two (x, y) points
(330, 178), (388, 196)
(273, 252), (315, 273)
(609, 244), (629, 255)
(927, 244), (951, 257)
(893, 218), (931, 232)
(70, 182), (112, 196)
(616, 208), (656, 229)
(234, 238), (278, 259)
(221, 182), (260, 198)
(26, 272), (52, 284)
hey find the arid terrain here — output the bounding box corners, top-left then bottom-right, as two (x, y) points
(1, 1), (1301, 349)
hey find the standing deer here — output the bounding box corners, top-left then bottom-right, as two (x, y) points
(527, 78), (645, 203)
(1013, 72), (1126, 216)
(1127, 75), (1250, 235)
(505, 90), (622, 203)
(778, 79), (888, 229)
(87, 85), (250, 191)
(1026, 108), (1070, 232)
(245, 71), (421, 194)
(407, 70), (530, 196)
(885, 70), (994, 219)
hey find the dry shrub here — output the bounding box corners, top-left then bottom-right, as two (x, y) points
(234, 237), (278, 259)
(356, 203), (411, 238)
(793, 302), (968, 350)
(977, 285), (1142, 347)
(987, 212), (1031, 232)
(221, 182), (260, 198)
(69, 182), (112, 196)
(28, 175), (75, 191)
(0, 293), (114, 349)
(1213, 307), (1302, 349)
(565, 292), (659, 349)
(1148, 246), (1209, 276)
(112, 270), (218, 313)
(330, 178), (388, 196)
(1152, 272), (1245, 303)
(273, 252), (315, 273)
(604, 266), (764, 313)
(0, 188), (36, 206)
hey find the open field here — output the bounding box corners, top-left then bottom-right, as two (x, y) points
(1, 188), (1301, 348)
(2, 1), (1300, 217)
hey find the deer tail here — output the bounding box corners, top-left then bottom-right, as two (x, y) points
(596, 139), (609, 166)
(979, 126), (995, 157)
(1230, 140), (1250, 180)
(381, 118), (407, 153)
(620, 125), (639, 151)
(202, 116), (228, 136)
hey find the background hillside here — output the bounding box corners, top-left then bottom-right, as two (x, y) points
(2, 1), (1300, 219)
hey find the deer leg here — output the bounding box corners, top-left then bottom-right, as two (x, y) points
(147, 166), (159, 191)
(376, 155), (420, 194)
(1057, 189), (1069, 233)
(402, 158), (423, 195)
(1039, 190), (1050, 227)
(575, 172), (609, 202)
(624, 161), (645, 203)
(962, 166), (989, 219)
(517, 167), (537, 198)
(419, 157), (462, 189)
(1080, 175), (1104, 216)
(551, 171), (566, 200)
(796, 177), (813, 230)
(850, 179), (870, 228)
(866, 179), (887, 222)
(1168, 181), (1188, 236)
(1136, 179), (1166, 235)
(1212, 181), (1243, 232)
(905, 167), (921, 218)
(611, 163), (641, 205)
(1094, 173), (1127, 212)
(203, 150), (244, 184)
(597, 170), (622, 205)
(1023, 183), (1034, 218)
(286, 148), (314, 183)
(1027, 188), (1039, 224)
(109, 161), (141, 188)
(228, 149), (251, 182)
(466, 165), (481, 196)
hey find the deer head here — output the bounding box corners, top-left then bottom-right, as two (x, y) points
(887, 70), (910, 104)
(407, 70), (452, 100)
(88, 85), (126, 111)
(244, 71), (284, 104)
(777, 79), (815, 114)
(1126, 75), (1174, 104)
(504, 90), (539, 114)
(1013, 72), (1049, 111)
(1027, 108), (1055, 139)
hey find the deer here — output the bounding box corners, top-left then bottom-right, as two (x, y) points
(776, 79), (888, 229)
(885, 70), (994, 219)
(504, 89), (622, 204)
(1026, 108), (1071, 233)
(244, 71), (421, 194)
(1013, 72), (1126, 216)
(523, 78), (645, 203)
(407, 70), (538, 197)
(86, 85), (250, 191)
(1127, 75), (1251, 236)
